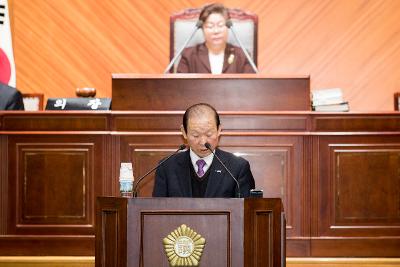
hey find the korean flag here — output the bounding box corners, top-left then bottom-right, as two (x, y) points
(0, 0), (16, 87)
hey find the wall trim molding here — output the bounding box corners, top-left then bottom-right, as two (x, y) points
(0, 257), (399, 267)
(0, 256), (94, 267)
(287, 258), (400, 267)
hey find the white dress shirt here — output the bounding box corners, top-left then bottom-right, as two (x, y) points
(190, 149), (214, 174)
(208, 51), (224, 74)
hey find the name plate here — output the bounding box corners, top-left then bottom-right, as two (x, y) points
(45, 98), (111, 110)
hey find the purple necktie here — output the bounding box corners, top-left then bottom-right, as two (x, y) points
(196, 159), (206, 177)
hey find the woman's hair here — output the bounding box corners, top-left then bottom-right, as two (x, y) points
(199, 3), (230, 23)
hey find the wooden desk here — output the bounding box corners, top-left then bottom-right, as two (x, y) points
(111, 74), (311, 111)
(1, 111), (400, 257)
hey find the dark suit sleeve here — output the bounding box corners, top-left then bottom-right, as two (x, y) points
(152, 165), (168, 197)
(0, 84), (25, 110)
(8, 90), (25, 110)
(237, 159), (255, 197)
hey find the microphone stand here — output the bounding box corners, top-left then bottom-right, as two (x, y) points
(164, 20), (203, 73)
(132, 144), (186, 197)
(226, 20), (259, 73)
(205, 143), (241, 198)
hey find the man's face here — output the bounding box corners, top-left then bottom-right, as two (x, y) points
(182, 112), (221, 158)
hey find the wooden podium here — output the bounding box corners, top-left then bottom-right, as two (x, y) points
(96, 197), (285, 267)
(111, 74), (310, 111)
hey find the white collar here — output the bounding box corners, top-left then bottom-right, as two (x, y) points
(189, 148), (214, 172)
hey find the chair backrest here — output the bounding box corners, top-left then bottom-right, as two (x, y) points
(170, 7), (258, 72)
(22, 93), (44, 111)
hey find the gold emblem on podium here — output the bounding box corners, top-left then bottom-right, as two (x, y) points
(163, 224), (206, 266)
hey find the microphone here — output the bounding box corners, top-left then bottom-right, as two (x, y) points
(164, 20), (203, 73)
(225, 19), (259, 73)
(132, 144), (186, 197)
(204, 142), (241, 198)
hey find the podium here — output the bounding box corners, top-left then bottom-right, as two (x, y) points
(96, 197), (285, 267)
(111, 74), (310, 111)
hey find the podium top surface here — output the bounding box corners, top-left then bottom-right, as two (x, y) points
(112, 73), (310, 79)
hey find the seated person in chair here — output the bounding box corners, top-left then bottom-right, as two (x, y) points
(177, 3), (256, 74)
(152, 103), (255, 198)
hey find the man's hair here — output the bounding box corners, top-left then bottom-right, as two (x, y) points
(199, 3), (230, 23)
(182, 103), (220, 133)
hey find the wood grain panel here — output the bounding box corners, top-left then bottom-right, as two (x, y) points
(113, 114), (182, 132)
(10, 0), (400, 110)
(0, 135), (7, 235)
(0, 236), (94, 256)
(112, 75), (311, 111)
(21, 150), (88, 224)
(315, 136), (400, 237)
(310, 238), (400, 257)
(7, 135), (106, 236)
(112, 113), (310, 132)
(244, 198), (285, 267)
(2, 114), (109, 131)
(255, 211), (273, 267)
(142, 212), (229, 266)
(313, 135), (400, 256)
(16, 145), (92, 234)
(95, 197), (127, 267)
(313, 114), (400, 132)
(3, 111), (400, 257)
(335, 150), (400, 224)
(222, 115), (309, 131)
(123, 198), (245, 267)
(101, 211), (120, 267)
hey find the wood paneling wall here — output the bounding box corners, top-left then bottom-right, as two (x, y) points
(9, 0), (400, 111)
(1, 111), (400, 256)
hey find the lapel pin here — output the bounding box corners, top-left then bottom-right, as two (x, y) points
(228, 54), (235, 64)
(215, 170), (222, 173)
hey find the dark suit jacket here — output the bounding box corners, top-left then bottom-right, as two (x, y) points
(177, 43), (255, 74)
(0, 83), (24, 110)
(152, 148), (255, 198)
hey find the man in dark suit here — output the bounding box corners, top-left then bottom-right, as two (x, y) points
(152, 103), (255, 198)
(0, 82), (24, 110)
